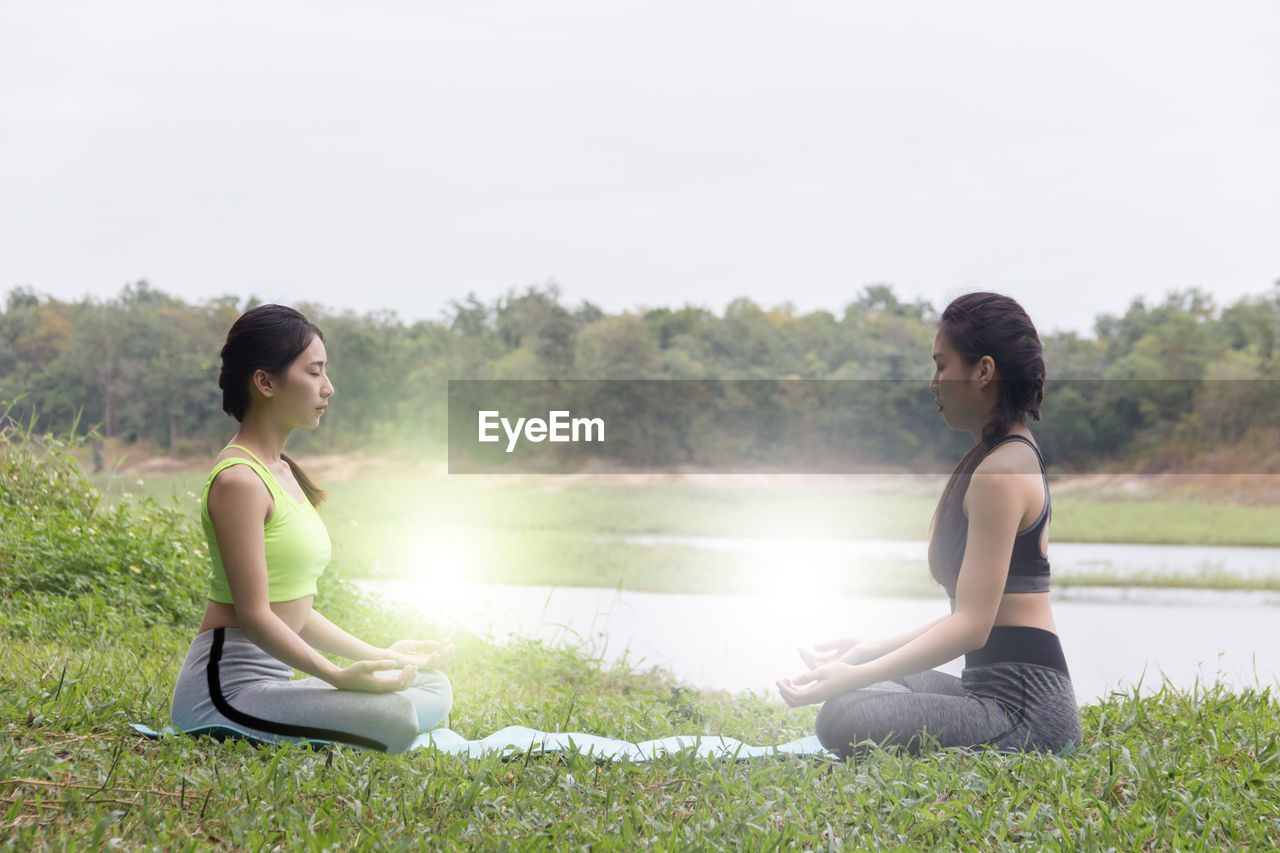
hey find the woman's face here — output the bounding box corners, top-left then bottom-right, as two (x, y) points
(929, 328), (993, 433)
(272, 335), (334, 428)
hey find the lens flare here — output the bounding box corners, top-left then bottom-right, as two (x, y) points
(397, 527), (480, 607)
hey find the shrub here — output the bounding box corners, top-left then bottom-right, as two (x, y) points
(0, 408), (207, 631)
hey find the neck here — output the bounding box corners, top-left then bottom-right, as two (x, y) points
(966, 409), (995, 444)
(970, 419), (1029, 445)
(230, 412), (291, 462)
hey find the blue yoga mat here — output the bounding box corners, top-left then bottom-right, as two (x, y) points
(129, 722), (831, 761)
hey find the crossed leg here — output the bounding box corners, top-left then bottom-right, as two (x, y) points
(814, 670), (1019, 758)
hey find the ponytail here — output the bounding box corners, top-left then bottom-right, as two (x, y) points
(283, 452), (327, 508)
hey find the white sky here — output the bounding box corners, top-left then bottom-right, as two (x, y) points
(2, 1), (1278, 336)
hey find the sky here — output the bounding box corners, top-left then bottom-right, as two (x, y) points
(2, 1), (1278, 337)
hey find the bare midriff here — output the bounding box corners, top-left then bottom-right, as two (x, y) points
(196, 597), (314, 635)
(992, 591), (1057, 633)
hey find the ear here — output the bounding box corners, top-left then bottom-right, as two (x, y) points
(251, 368), (276, 399)
(977, 355), (997, 389)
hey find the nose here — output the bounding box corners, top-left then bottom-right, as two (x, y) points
(322, 376), (335, 398)
(929, 373), (939, 396)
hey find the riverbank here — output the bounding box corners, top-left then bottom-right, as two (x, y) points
(83, 445), (1280, 506)
(4, 588), (1278, 850)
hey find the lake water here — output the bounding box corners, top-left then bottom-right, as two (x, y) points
(360, 551), (1279, 706)
(619, 535), (1280, 581)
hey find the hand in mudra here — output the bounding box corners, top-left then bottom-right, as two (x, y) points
(777, 662), (860, 707)
(385, 639), (455, 671)
(798, 635), (875, 669)
(329, 659), (419, 693)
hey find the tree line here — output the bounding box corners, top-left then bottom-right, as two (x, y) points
(2, 280), (1278, 472)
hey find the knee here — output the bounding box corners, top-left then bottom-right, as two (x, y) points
(375, 697), (423, 754)
(409, 670), (454, 731)
(414, 669), (452, 699)
(815, 695), (861, 757)
(816, 692), (895, 758)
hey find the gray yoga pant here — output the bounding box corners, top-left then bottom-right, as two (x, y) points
(814, 663), (1083, 758)
(170, 627), (453, 753)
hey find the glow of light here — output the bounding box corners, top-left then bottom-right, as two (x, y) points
(737, 538), (850, 604)
(398, 527), (480, 610)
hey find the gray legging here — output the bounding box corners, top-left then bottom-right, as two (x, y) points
(815, 663), (1083, 758)
(170, 627), (452, 753)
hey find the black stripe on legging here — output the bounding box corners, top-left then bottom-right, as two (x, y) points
(206, 627), (389, 752)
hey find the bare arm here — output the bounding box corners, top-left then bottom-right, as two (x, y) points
(801, 615), (951, 669)
(849, 615), (950, 662)
(299, 610), (387, 661)
(855, 472), (1015, 679)
(780, 470), (1019, 705)
(207, 466), (412, 692)
(301, 610), (456, 670)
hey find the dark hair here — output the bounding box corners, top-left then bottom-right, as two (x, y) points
(219, 304), (328, 507)
(927, 292), (1045, 595)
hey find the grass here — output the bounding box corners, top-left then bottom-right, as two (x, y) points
(2, 599), (1278, 850)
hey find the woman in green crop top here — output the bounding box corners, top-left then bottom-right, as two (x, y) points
(170, 305), (454, 753)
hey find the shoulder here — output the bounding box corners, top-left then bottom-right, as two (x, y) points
(974, 438), (1040, 478)
(964, 467), (1019, 508)
(965, 441), (1035, 507)
(207, 460), (271, 507)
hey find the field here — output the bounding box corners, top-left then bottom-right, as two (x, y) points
(88, 459), (1280, 596)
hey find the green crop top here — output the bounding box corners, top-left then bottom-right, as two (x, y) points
(201, 444), (331, 604)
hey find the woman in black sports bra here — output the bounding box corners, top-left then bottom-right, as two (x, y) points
(777, 291), (1083, 756)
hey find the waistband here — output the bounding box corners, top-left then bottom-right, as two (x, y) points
(182, 627), (288, 669)
(965, 625), (1069, 675)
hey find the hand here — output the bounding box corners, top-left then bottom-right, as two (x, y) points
(776, 662), (861, 707)
(327, 659), (419, 693)
(384, 639), (455, 671)
(797, 635), (862, 669)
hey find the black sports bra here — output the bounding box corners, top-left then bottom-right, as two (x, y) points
(998, 435), (1051, 594)
(949, 434), (1052, 598)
